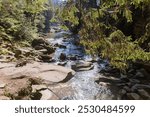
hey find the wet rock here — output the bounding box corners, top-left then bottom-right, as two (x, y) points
(94, 76), (100, 82)
(96, 92), (116, 100)
(50, 28), (56, 33)
(131, 84), (150, 92)
(120, 74), (128, 79)
(133, 71), (145, 79)
(73, 40), (80, 46)
(137, 89), (150, 99)
(39, 54), (53, 62)
(128, 69), (135, 74)
(68, 55), (78, 61)
(129, 79), (140, 84)
(119, 89), (127, 95)
(57, 61), (67, 66)
(40, 89), (59, 100)
(99, 82), (110, 87)
(59, 53), (67, 61)
(95, 75), (121, 84)
(103, 67), (119, 74)
(127, 93), (141, 100)
(52, 27), (61, 31)
(120, 74), (130, 82)
(138, 68), (149, 79)
(86, 58), (98, 63)
(55, 43), (66, 49)
(77, 65), (94, 71)
(71, 61), (94, 71)
(123, 86), (131, 92)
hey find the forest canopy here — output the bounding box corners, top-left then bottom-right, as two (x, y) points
(59, 0), (150, 70)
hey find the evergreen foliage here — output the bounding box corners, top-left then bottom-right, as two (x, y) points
(0, 0), (53, 56)
(60, 0), (150, 70)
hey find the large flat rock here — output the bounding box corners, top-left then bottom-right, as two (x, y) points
(0, 62), (75, 83)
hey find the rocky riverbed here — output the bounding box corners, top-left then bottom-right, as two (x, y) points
(0, 26), (150, 100)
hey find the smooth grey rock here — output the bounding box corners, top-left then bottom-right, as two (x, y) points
(0, 62), (75, 83)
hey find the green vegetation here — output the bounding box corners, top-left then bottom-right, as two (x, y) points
(60, 0), (150, 70)
(0, 0), (52, 55)
(0, 0), (150, 71)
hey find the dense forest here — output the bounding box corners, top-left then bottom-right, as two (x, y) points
(58, 0), (150, 70)
(0, 0), (53, 60)
(0, 0), (150, 100)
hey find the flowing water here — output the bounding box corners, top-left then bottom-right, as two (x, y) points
(47, 26), (119, 100)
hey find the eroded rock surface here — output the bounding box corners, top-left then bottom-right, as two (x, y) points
(0, 62), (75, 100)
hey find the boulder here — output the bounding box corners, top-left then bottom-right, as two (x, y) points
(133, 71), (145, 79)
(71, 61), (94, 71)
(59, 53), (67, 61)
(44, 45), (55, 54)
(32, 38), (55, 54)
(54, 43), (66, 49)
(137, 89), (150, 99)
(39, 54), (53, 62)
(0, 62), (75, 83)
(127, 93), (141, 100)
(38, 49), (47, 54)
(68, 55), (78, 61)
(32, 38), (48, 48)
(34, 45), (45, 50)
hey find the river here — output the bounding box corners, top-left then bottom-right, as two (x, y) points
(47, 25), (120, 100)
